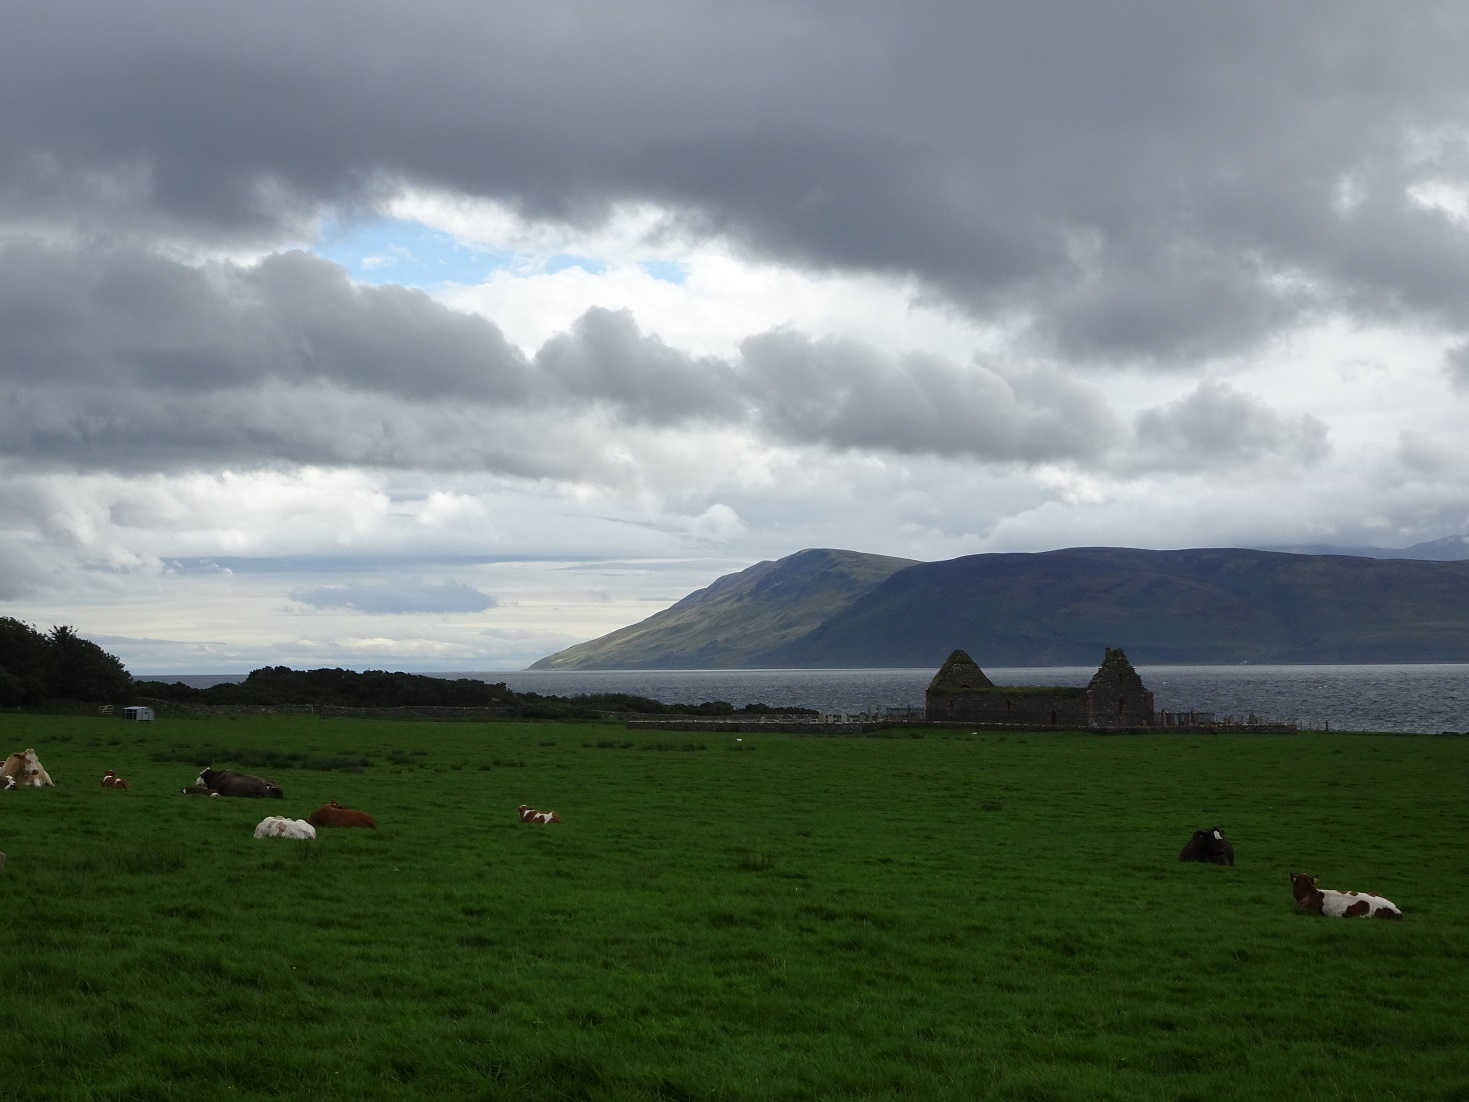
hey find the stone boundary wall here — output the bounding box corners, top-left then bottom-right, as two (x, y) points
(130, 699), (1296, 733)
(628, 717), (1299, 735)
(626, 717), (892, 734)
(134, 701), (536, 721)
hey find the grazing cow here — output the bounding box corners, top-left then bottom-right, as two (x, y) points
(100, 770), (130, 790)
(1179, 827), (1235, 866)
(518, 804), (562, 824)
(196, 768), (283, 798)
(1, 748), (54, 788)
(180, 784), (220, 796)
(307, 800), (378, 829)
(253, 816), (316, 841)
(1290, 872), (1403, 919)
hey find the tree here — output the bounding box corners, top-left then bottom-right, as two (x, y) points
(47, 625), (132, 704)
(0, 617), (53, 705)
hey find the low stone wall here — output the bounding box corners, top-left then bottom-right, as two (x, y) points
(626, 717), (890, 734)
(630, 716), (1299, 735)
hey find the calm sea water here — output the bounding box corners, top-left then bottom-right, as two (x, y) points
(145, 665), (1469, 734)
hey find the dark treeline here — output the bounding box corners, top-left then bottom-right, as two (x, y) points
(134, 666), (810, 718)
(0, 618), (132, 707)
(1, 619), (811, 717)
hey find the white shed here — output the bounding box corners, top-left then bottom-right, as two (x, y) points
(121, 705), (155, 722)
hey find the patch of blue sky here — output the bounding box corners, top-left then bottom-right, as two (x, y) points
(315, 216), (515, 288)
(640, 259), (687, 284)
(545, 254), (608, 275)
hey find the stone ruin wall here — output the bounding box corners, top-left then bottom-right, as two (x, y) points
(926, 647), (1158, 729)
(927, 690), (1093, 727)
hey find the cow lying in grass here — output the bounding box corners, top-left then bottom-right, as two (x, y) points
(197, 768), (283, 798)
(100, 770), (130, 789)
(518, 804), (562, 824)
(253, 816), (316, 841)
(2, 748), (54, 788)
(1291, 872), (1403, 919)
(1179, 827), (1235, 866)
(308, 800), (377, 829)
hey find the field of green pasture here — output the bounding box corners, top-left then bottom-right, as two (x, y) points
(3, 714), (1469, 1101)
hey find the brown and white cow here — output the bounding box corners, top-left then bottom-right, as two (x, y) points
(1, 748), (54, 787)
(1290, 872), (1403, 919)
(307, 800), (378, 829)
(100, 770), (130, 790)
(518, 804), (562, 824)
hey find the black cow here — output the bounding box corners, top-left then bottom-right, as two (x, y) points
(196, 768), (283, 798)
(1178, 827), (1234, 865)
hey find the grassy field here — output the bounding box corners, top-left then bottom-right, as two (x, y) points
(2, 714), (1468, 1101)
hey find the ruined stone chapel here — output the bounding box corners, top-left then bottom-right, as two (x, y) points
(924, 647), (1155, 728)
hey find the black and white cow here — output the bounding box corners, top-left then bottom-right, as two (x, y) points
(1178, 827), (1235, 865)
(196, 768), (283, 798)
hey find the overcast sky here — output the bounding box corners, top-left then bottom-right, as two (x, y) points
(4, 1), (1469, 673)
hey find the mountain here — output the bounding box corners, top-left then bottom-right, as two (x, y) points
(528, 548), (918, 669)
(530, 546), (1469, 669)
(1262, 534), (1469, 560)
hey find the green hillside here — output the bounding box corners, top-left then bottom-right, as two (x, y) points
(529, 548), (917, 669)
(770, 547), (1469, 666)
(531, 546), (1469, 668)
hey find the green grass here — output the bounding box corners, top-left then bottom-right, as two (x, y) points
(3, 715), (1468, 1100)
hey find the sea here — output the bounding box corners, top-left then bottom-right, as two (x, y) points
(139, 664), (1469, 735)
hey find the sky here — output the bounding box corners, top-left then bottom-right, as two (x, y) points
(4, 1), (1469, 674)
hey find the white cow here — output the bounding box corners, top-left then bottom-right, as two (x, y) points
(253, 816), (316, 841)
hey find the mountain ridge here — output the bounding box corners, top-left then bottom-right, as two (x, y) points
(530, 543), (1469, 669)
(528, 548), (918, 669)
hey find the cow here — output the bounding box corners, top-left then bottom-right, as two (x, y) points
(1, 748), (54, 788)
(196, 768), (283, 798)
(100, 770), (130, 790)
(307, 800), (377, 829)
(1178, 827), (1235, 866)
(518, 804), (562, 824)
(1291, 872), (1402, 919)
(253, 816), (316, 841)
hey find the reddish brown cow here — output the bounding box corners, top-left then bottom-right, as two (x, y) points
(100, 770), (130, 789)
(518, 804), (562, 824)
(307, 799), (378, 829)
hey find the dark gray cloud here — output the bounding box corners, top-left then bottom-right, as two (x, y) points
(738, 329), (1118, 461)
(533, 308), (743, 423)
(7, 2), (1469, 363)
(0, 240), (1126, 471)
(291, 581), (498, 614)
(1132, 382), (1330, 471)
(0, 241), (532, 399)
